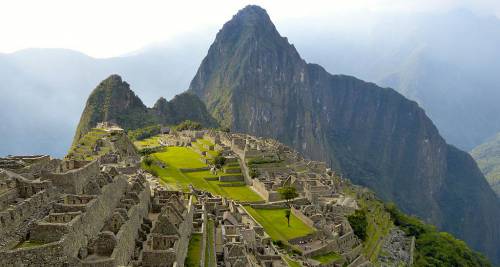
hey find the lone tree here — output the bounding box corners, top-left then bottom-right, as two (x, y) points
(278, 186), (298, 226)
(213, 155), (226, 169)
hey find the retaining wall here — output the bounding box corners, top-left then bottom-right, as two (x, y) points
(111, 184), (151, 265)
(41, 160), (99, 194)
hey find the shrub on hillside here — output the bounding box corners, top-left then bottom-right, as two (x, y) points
(128, 124), (161, 141)
(247, 157), (281, 166)
(348, 209), (368, 241)
(138, 146), (164, 156)
(143, 156), (153, 167)
(175, 120), (202, 131)
(213, 155), (226, 168)
(384, 203), (492, 267)
(249, 168), (259, 178)
(145, 168), (159, 177)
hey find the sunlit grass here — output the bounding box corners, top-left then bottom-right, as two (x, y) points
(244, 206), (315, 241)
(143, 146), (262, 202)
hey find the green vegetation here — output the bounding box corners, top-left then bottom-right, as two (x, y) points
(186, 233), (202, 267)
(213, 155), (226, 167)
(354, 192), (393, 262)
(283, 256), (302, 267)
(247, 157), (282, 166)
(278, 187), (298, 206)
(249, 168), (259, 178)
(72, 75), (216, 146)
(128, 124), (161, 141)
(141, 146), (262, 202)
(142, 155), (153, 167)
(311, 251), (341, 264)
(175, 120), (202, 131)
(205, 220), (216, 267)
(13, 240), (45, 249)
(138, 146), (164, 156)
(66, 128), (111, 160)
(347, 209), (368, 241)
(244, 206), (315, 241)
(278, 186), (299, 226)
(134, 135), (162, 150)
(385, 203), (492, 267)
(471, 132), (500, 196)
(191, 138), (220, 160)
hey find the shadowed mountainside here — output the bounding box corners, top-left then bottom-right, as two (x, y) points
(188, 5), (500, 263)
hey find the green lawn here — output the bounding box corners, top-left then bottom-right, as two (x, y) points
(67, 128), (111, 160)
(205, 220), (216, 267)
(13, 240), (45, 249)
(143, 146), (263, 202)
(312, 251), (342, 264)
(284, 256), (302, 267)
(186, 233), (202, 267)
(244, 206), (315, 241)
(192, 139), (219, 158)
(134, 135), (162, 149)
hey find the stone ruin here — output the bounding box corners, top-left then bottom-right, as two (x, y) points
(0, 125), (414, 266)
(0, 125), (194, 267)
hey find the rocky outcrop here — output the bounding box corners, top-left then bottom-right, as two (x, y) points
(73, 75), (216, 145)
(188, 5), (500, 263)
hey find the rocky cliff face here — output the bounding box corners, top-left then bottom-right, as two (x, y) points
(73, 75), (216, 144)
(189, 5), (500, 263)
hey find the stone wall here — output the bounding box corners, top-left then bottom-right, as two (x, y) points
(41, 160), (99, 194)
(175, 195), (194, 266)
(251, 180), (281, 202)
(199, 211), (208, 266)
(219, 175), (243, 182)
(0, 188), (55, 239)
(0, 175), (129, 266)
(291, 207), (315, 228)
(111, 184), (151, 265)
(179, 167), (210, 172)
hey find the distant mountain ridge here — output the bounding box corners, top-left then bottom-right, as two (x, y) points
(471, 132), (500, 196)
(4, 10), (500, 157)
(188, 5), (500, 264)
(72, 74), (216, 145)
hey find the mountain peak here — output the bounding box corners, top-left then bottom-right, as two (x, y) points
(233, 5), (270, 23)
(95, 74), (130, 94)
(215, 5), (279, 43)
(189, 5), (500, 263)
(102, 73), (123, 83)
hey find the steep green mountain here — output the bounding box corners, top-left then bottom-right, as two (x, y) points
(188, 5), (500, 263)
(471, 132), (500, 196)
(73, 74), (216, 145)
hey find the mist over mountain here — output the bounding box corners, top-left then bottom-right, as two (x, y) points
(2, 8), (500, 156)
(284, 9), (500, 150)
(0, 37), (211, 157)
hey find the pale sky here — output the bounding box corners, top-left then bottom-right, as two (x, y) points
(1, 0), (499, 58)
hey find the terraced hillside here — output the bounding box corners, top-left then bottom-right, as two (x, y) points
(138, 136), (263, 203)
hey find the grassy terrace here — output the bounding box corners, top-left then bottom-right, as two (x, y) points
(284, 256), (302, 267)
(205, 220), (216, 267)
(186, 233), (202, 267)
(191, 138), (219, 158)
(360, 197), (393, 262)
(244, 206), (315, 241)
(134, 135), (162, 149)
(67, 128), (111, 160)
(143, 146), (263, 202)
(312, 251), (342, 264)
